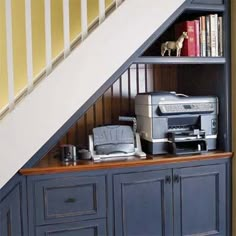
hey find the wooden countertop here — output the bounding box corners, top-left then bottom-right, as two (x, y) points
(20, 151), (233, 176)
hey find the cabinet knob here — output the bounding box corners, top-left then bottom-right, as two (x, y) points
(64, 198), (76, 203)
(174, 174), (180, 183)
(165, 175), (171, 184)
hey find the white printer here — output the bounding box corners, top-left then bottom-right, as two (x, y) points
(135, 91), (218, 155)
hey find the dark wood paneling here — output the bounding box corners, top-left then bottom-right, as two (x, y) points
(41, 62), (228, 161)
(52, 64), (157, 152)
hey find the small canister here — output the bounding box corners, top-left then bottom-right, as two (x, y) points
(60, 144), (77, 162)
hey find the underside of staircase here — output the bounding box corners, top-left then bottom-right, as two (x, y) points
(0, 0), (187, 188)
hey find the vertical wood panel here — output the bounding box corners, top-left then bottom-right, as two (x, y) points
(129, 66), (137, 114)
(154, 65), (177, 91)
(81, 0), (88, 40)
(63, 0), (70, 57)
(103, 88), (112, 124)
(44, 0), (52, 74)
(98, 0), (105, 24)
(95, 97), (104, 127)
(5, 0), (15, 109)
(51, 64), (164, 150)
(25, 0), (34, 92)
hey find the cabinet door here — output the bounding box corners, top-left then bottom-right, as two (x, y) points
(113, 169), (173, 236)
(173, 164), (226, 236)
(31, 175), (106, 225)
(36, 219), (107, 236)
(0, 185), (23, 236)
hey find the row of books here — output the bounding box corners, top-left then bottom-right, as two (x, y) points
(175, 14), (223, 57)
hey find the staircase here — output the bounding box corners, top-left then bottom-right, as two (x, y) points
(0, 0), (185, 189)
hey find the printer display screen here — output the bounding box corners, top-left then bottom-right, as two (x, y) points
(183, 105), (191, 109)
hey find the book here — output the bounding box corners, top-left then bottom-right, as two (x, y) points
(206, 15), (211, 56)
(209, 14), (218, 57)
(218, 16), (223, 56)
(175, 20), (196, 56)
(194, 19), (200, 57)
(199, 16), (206, 57)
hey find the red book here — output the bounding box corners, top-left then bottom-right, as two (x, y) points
(194, 19), (200, 57)
(175, 21), (196, 56)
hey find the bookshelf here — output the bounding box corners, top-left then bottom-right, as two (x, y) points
(42, 0), (230, 157)
(19, 1), (232, 236)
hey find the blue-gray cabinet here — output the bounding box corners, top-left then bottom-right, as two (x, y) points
(113, 163), (229, 236)
(35, 219), (107, 236)
(0, 185), (22, 236)
(24, 155), (231, 236)
(27, 174), (107, 236)
(173, 164), (227, 236)
(113, 169), (173, 236)
(0, 177), (27, 236)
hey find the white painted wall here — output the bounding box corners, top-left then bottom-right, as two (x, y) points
(0, 0), (184, 188)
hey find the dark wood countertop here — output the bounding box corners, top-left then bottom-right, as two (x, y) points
(20, 151), (233, 176)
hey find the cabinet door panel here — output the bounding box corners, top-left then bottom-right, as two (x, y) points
(0, 185), (23, 236)
(173, 164), (226, 236)
(32, 175), (106, 225)
(113, 169), (173, 236)
(36, 219), (106, 236)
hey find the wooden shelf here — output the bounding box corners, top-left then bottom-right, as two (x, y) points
(133, 56), (226, 64)
(20, 151), (233, 176)
(185, 4), (225, 12)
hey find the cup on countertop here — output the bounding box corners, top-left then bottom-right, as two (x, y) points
(77, 149), (91, 160)
(60, 144), (77, 163)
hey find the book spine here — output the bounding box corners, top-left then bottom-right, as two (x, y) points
(206, 15), (211, 56)
(209, 14), (218, 57)
(194, 19), (200, 57)
(214, 14), (219, 57)
(218, 16), (223, 57)
(200, 16), (206, 57)
(175, 21), (196, 56)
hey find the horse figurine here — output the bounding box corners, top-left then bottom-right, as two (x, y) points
(161, 32), (188, 57)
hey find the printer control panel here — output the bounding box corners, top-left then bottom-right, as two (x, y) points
(159, 103), (215, 114)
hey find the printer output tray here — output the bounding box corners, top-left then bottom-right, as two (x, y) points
(168, 130), (208, 155)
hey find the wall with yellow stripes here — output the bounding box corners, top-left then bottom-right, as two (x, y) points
(0, 0), (113, 109)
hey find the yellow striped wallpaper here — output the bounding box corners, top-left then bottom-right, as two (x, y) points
(0, 0), (113, 109)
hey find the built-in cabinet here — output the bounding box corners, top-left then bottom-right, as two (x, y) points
(27, 174), (107, 236)
(0, 176), (27, 236)
(23, 154), (231, 236)
(113, 169), (173, 236)
(0, 0), (232, 235)
(0, 186), (22, 236)
(114, 163), (228, 236)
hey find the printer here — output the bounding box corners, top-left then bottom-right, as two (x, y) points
(135, 91), (218, 155)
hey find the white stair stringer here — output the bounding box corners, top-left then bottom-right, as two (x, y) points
(0, 0), (185, 188)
